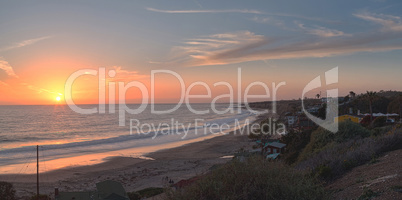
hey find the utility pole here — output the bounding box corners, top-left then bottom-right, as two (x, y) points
(37, 145), (39, 200)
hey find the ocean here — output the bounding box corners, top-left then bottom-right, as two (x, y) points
(0, 104), (256, 174)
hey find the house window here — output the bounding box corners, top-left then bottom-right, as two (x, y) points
(273, 149), (277, 153)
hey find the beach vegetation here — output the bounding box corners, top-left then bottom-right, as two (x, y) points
(165, 156), (328, 200)
(297, 121), (370, 162)
(0, 181), (16, 200)
(295, 123), (402, 180)
(357, 188), (380, 200)
(29, 194), (50, 200)
(128, 187), (164, 200)
(372, 116), (387, 128)
(280, 129), (312, 165)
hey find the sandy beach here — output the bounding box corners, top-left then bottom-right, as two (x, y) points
(0, 127), (254, 198)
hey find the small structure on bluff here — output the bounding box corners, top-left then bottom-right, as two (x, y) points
(264, 142), (286, 155)
(334, 114), (363, 123)
(55, 180), (129, 200)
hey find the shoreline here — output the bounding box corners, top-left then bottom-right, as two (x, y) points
(0, 114), (256, 175)
(0, 109), (258, 175)
(0, 122), (258, 198)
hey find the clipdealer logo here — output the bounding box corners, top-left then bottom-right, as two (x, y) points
(63, 66), (340, 137)
(301, 67), (339, 133)
(64, 68), (285, 126)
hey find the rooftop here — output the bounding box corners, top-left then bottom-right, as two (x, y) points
(266, 142), (286, 149)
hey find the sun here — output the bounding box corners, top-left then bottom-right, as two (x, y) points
(56, 96), (61, 101)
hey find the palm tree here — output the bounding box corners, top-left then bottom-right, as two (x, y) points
(349, 91), (356, 99)
(365, 91), (377, 125)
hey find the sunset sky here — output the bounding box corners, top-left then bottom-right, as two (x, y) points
(0, 0), (401, 105)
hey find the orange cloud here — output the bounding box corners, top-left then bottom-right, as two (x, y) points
(0, 58), (19, 78)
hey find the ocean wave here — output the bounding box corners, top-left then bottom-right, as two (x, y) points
(0, 110), (255, 166)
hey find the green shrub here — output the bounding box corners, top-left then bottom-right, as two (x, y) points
(128, 187), (164, 200)
(316, 165), (332, 179)
(358, 188), (380, 200)
(296, 127), (402, 180)
(166, 157), (328, 200)
(372, 116), (387, 128)
(0, 181), (16, 200)
(342, 159), (357, 170)
(371, 126), (392, 137)
(137, 187), (164, 197)
(30, 194), (50, 200)
(298, 121), (370, 162)
(390, 185), (402, 193)
(280, 130), (312, 165)
(127, 192), (141, 200)
(335, 121), (371, 142)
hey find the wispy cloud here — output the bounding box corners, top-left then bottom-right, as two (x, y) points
(0, 36), (52, 52)
(354, 12), (402, 32)
(251, 16), (285, 27)
(0, 58), (62, 96)
(268, 13), (339, 23)
(0, 80), (9, 87)
(20, 82), (62, 96)
(0, 58), (19, 78)
(160, 13), (402, 67)
(146, 7), (338, 23)
(251, 16), (270, 23)
(164, 31), (268, 66)
(107, 66), (149, 82)
(296, 22), (348, 37)
(146, 7), (263, 14)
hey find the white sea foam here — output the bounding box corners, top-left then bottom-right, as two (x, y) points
(0, 104), (256, 173)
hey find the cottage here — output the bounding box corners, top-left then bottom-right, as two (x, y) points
(334, 114), (363, 123)
(264, 142), (286, 155)
(285, 114), (298, 127)
(306, 106), (320, 113)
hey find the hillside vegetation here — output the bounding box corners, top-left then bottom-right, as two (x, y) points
(296, 123), (401, 181)
(165, 121), (402, 200)
(166, 157), (328, 200)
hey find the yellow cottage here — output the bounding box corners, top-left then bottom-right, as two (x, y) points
(334, 114), (362, 123)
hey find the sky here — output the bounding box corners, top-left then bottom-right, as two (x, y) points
(0, 0), (401, 105)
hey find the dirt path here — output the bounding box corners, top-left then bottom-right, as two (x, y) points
(327, 149), (402, 200)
